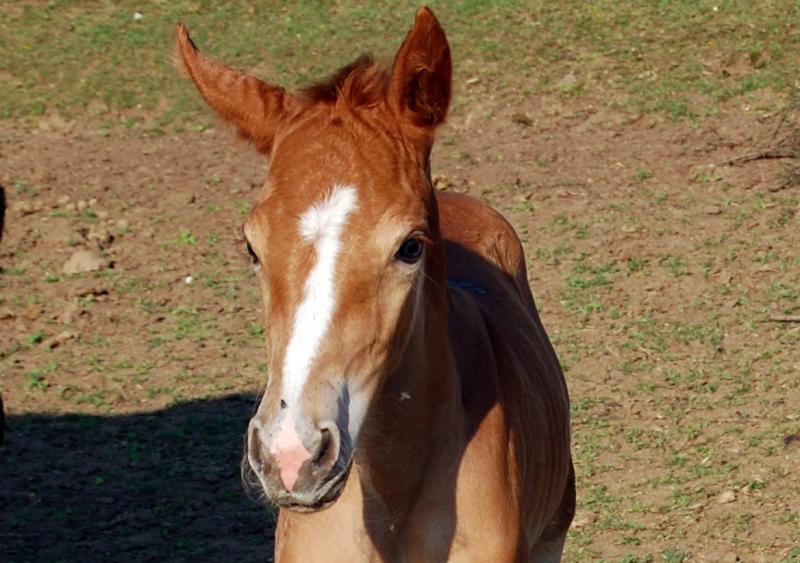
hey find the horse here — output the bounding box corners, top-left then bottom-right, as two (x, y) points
(175, 7), (574, 561)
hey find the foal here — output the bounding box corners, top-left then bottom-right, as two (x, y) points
(176, 7), (574, 562)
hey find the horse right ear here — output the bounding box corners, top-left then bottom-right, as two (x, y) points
(174, 23), (297, 154)
(387, 7), (452, 131)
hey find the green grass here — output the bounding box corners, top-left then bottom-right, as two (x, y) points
(25, 362), (60, 391)
(634, 168), (653, 182)
(2, 1), (800, 126)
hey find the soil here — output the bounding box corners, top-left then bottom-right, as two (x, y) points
(1, 89), (798, 561)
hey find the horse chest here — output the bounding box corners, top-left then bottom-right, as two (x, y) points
(275, 445), (519, 563)
(275, 515), (512, 563)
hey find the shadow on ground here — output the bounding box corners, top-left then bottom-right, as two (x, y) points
(1, 394), (275, 562)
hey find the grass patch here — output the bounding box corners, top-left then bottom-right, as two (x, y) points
(2, 2), (799, 125)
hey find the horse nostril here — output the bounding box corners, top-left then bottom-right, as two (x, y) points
(248, 425), (265, 474)
(312, 425), (341, 471)
(314, 428), (332, 466)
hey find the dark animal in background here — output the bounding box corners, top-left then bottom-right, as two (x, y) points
(0, 394), (5, 446)
(0, 184), (6, 243)
(1, 184), (5, 446)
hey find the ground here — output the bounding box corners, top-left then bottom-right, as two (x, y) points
(1, 2), (799, 562)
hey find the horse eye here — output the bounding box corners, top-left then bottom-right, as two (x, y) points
(396, 236), (424, 264)
(246, 242), (259, 265)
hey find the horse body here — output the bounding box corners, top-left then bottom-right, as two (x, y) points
(176, 7), (574, 562)
(273, 191), (573, 563)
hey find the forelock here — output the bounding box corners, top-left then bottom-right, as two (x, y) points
(299, 55), (389, 109)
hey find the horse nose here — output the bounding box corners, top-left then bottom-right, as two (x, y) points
(248, 414), (340, 493)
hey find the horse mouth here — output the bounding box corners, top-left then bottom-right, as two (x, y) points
(279, 459), (352, 513)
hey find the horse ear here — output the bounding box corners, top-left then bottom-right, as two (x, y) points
(174, 23), (296, 154)
(387, 7), (452, 130)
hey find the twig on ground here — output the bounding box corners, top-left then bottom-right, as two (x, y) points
(768, 314), (800, 323)
(723, 149), (797, 166)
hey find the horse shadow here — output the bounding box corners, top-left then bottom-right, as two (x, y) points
(1, 394), (276, 562)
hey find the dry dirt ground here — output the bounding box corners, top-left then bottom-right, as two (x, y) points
(1, 88), (799, 560)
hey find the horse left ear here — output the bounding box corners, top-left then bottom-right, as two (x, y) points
(174, 23), (296, 154)
(387, 7), (452, 130)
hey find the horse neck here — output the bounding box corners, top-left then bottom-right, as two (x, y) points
(356, 283), (462, 513)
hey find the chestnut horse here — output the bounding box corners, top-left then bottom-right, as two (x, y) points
(176, 7), (574, 562)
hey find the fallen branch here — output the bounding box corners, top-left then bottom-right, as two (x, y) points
(768, 314), (800, 323)
(723, 148), (797, 166)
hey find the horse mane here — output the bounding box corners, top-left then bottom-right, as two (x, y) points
(300, 55), (389, 108)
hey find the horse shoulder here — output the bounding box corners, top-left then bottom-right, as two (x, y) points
(438, 191), (532, 308)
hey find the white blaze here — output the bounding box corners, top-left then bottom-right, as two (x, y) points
(282, 185), (358, 408)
